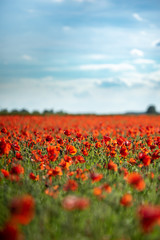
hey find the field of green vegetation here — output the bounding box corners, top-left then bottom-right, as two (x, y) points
(0, 115), (160, 240)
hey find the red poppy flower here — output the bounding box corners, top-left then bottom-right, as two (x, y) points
(0, 138), (11, 155)
(127, 172), (145, 191)
(59, 159), (71, 170)
(63, 179), (78, 191)
(138, 204), (160, 232)
(90, 172), (103, 183)
(0, 222), (23, 240)
(95, 142), (102, 148)
(15, 152), (23, 160)
(107, 160), (118, 172)
(10, 165), (24, 176)
(47, 145), (59, 161)
(102, 183), (112, 193)
(45, 135), (53, 142)
(67, 145), (77, 155)
(120, 193), (132, 207)
(50, 166), (63, 177)
(64, 129), (71, 136)
(29, 172), (39, 181)
(120, 146), (128, 157)
(1, 169), (9, 178)
(1, 127), (7, 134)
(9, 195), (35, 225)
(76, 155), (85, 163)
(93, 187), (102, 196)
(139, 152), (151, 166)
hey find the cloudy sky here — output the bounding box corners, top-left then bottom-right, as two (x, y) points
(0, 0), (160, 114)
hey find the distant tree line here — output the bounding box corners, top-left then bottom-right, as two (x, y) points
(0, 105), (159, 116)
(125, 105), (159, 115)
(0, 108), (68, 116)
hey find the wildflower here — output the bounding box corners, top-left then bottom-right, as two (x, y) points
(10, 164), (24, 176)
(139, 152), (151, 166)
(120, 146), (128, 157)
(103, 135), (111, 142)
(108, 160), (118, 172)
(117, 137), (125, 146)
(57, 137), (64, 145)
(15, 152), (23, 160)
(0, 138), (11, 155)
(1, 169), (9, 178)
(12, 142), (20, 152)
(1, 127), (7, 134)
(127, 172), (145, 191)
(138, 204), (160, 232)
(0, 222), (23, 240)
(83, 141), (91, 149)
(49, 166), (63, 177)
(93, 187), (102, 196)
(47, 145), (59, 161)
(81, 148), (88, 156)
(64, 155), (72, 163)
(152, 150), (160, 160)
(76, 155), (85, 163)
(67, 145), (77, 155)
(102, 183), (112, 193)
(120, 167), (128, 179)
(95, 142), (102, 148)
(76, 132), (82, 139)
(127, 158), (136, 165)
(45, 135), (53, 142)
(58, 159), (71, 170)
(29, 172), (39, 181)
(63, 179), (78, 191)
(9, 195), (35, 225)
(120, 193), (132, 207)
(90, 172), (103, 183)
(64, 129), (71, 136)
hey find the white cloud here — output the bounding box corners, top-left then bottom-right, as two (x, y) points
(78, 63), (135, 71)
(130, 49), (144, 57)
(45, 63), (135, 72)
(133, 13), (144, 21)
(119, 70), (160, 87)
(146, 70), (160, 83)
(133, 59), (155, 64)
(1, 75), (160, 114)
(21, 55), (33, 61)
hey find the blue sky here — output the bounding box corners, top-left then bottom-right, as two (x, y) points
(0, 0), (160, 113)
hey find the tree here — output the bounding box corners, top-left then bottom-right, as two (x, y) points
(146, 105), (157, 114)
(32, 110), (40, 115)
(43, 109), (54, 115)
(0, 109), (8, 115)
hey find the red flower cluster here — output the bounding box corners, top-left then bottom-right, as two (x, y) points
(0, 195), (35, 240)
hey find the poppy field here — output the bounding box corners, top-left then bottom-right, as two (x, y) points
(0, 114), (160, 240)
